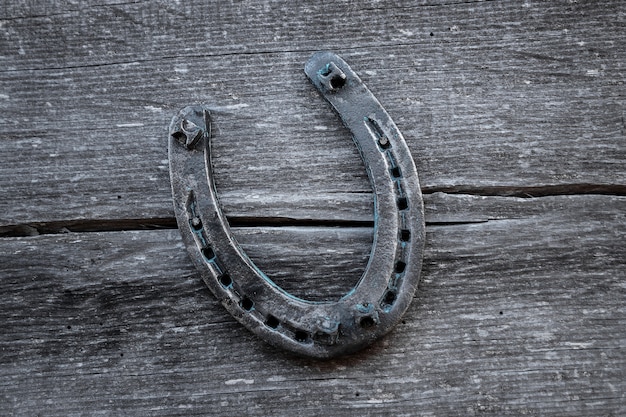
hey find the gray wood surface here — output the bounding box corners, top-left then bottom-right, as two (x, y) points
(1, 0), (624, 415)
(1, 195), (624, 415)
(1, 0), (625, 226)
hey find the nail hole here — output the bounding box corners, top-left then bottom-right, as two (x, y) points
(313, 330), (336, 345)
(330, 74), (346, 89)
(391, 167), (401, 178)
(265, 315), (280, 329)
(430, 32), (434, 36)
(378, 136), (391, 149)
(395, 261), (406, 273)
(383, 290), (397, 306)
(240, 296), (254, 311)
(202, 246), (215, 260)
(172, 131), (186, 144)
(400, 229), (411, 242)
(190, 217), (203, 231)
(359, 316), (376, 328)
(397, 197), (408, 210)
(219, 273), (232, 287)
(294, 330), (310, 343)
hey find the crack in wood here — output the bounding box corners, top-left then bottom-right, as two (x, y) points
(0, 218), (177, 238)
(422, 183), (626, 198)
(0, 217), (497, 237)
(1, 184), (624, 237)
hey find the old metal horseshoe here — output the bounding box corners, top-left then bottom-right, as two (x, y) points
(168, 52), (425, 358)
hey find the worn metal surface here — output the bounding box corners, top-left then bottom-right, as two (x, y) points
(168, 52), (425, 358)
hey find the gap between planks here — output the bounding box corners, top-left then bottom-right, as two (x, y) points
(2, 185), (625, 237)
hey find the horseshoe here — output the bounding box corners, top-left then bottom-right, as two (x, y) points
(168, 52), (425, 358)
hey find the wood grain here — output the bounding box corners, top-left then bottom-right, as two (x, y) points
(1, 1), (624, 415)
(0, 194), (624, 415)
(1, 0), (624, 225)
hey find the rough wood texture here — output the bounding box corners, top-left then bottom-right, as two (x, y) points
(1, 195), (624, 415)
(1, 0), (625, 225)
(1, 0), (624, 415)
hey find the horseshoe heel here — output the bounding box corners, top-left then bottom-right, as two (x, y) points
(168, 52), (425, 358)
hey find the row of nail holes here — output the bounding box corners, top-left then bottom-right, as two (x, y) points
(319, 68), (408, 324)
(187, 194), (315, 344)
(189, 120), (410, 341)
(185, 122), (409, 344)
(366, 117), (410, 312)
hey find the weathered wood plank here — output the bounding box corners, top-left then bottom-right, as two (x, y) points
(1, 1), (624, 225)
(2, 189), (618, 236)
(1, 1), (624, 416)
(1, 194), (624, 415)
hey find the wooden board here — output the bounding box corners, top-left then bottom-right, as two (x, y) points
(1, 194), (624, 415)
(1, 0), (625, 226)
(1, 0), (624, 415)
